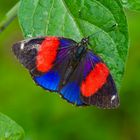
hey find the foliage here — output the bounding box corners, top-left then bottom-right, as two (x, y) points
(121, 0), (140, 11)
(0, 113), (24, 140)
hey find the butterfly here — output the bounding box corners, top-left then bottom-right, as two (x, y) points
(12, 35), (119, 109)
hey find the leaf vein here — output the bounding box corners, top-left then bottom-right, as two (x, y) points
(45, 0), (55, 34)
(32, 0), (40, 36)
(61, 0), (83, 37)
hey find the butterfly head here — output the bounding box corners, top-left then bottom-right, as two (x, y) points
(80, 37), (89, 47)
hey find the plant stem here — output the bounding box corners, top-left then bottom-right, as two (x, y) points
(0, 2), (19, 33)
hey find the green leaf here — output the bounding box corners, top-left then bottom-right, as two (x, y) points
(121, 0), (140, 11)
(0, 113), (24, 140)
(18, 0), (128, 91)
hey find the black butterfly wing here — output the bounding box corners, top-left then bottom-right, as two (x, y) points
(80, 50), (119, 108)
(12, 37), (45, 76)
(12, 36), (77, 92)
(60, 50), (119, 108)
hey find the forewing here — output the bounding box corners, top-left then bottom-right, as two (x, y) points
(13, 36), (77, 92)
(80, 50), (119, 108)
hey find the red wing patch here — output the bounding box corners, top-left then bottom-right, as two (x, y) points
(81, 62), (109, 97)
(36, 36), (60, 73)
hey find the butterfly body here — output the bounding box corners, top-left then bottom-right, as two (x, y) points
(12, 36), (119, 108)
(58, 39), (88, 89)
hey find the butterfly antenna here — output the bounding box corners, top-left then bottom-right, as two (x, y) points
(87, 23), (118, 39)
(87, 30), (103, 39)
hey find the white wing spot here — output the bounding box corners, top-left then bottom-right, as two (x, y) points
(20, 43), (24, 50)
(111, 95), (116, 102)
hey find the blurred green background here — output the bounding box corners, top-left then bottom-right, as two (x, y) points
(0, 1), (140, 140)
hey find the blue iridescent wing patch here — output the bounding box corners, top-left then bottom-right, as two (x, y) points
(34, 70), (60, 91)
